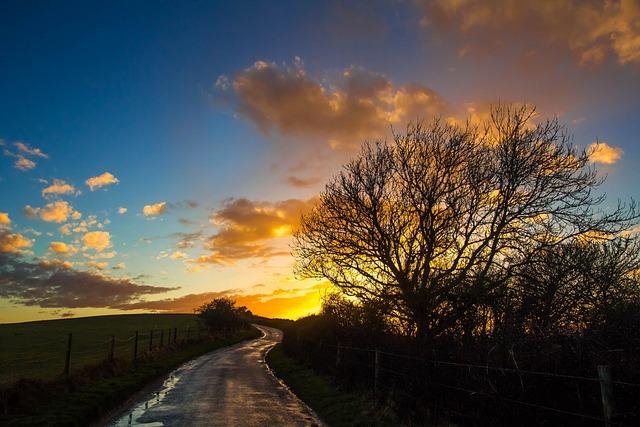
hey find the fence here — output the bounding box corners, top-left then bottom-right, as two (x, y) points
(317, 342), (640, 426)
(1, 325), (204, 385)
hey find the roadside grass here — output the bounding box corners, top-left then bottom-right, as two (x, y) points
(0, 313), (201, 385)
(0, 318), (260, 426)
(266, 344), (399, 426)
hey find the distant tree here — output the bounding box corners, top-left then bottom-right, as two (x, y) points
(195, 297), (250, 333)
(293, 104), (637, 343)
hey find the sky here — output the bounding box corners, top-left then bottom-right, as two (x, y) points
(1, 0), (639, 323)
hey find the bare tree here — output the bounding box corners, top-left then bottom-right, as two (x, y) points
(293, 104), (637, 342)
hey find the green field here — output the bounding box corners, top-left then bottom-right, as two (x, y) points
(0, 313), (202, 385)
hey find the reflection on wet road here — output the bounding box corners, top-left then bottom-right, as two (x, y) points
(108, 325), (322, 426)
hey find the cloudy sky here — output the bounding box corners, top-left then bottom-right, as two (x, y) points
(1, 0), (639, 322)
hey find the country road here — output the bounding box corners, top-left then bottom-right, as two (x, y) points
(107, 325), (323, 426)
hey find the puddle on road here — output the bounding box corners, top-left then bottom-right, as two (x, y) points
(111, 360), (196, 426)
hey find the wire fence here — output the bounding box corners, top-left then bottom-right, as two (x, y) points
(315, 342), (640, 426)
(1, 325), (206, 384)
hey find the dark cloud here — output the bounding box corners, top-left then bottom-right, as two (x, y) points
(0, 253), (178, 309)
(116, 289), (240, 312)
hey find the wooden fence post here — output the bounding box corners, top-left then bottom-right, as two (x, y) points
(374, 349), (380, 398)
(160, 329), (164, 348)
(173, 327), (177, 344)
(336, 343), (342, 367)
(109, 335), (115, 361)
(186, 326), (190, 342)
(64, 333), (72, 376)
(149, 330), (153, 351)
(598, 365), (615, 427)
(133, 331), (139, 362)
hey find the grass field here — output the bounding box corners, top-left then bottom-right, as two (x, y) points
(0, 313), (201, 385)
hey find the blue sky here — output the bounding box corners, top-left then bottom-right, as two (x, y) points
(1, 0), (639, 322)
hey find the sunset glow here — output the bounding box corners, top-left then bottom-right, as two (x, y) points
(1, 0), (639, 323)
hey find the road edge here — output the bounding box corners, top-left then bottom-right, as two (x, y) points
(260, 326), (327, 427)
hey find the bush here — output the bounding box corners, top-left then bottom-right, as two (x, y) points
(195, 297), (251, 333)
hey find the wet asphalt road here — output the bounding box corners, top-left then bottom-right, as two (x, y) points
(107, 325), (322, 426)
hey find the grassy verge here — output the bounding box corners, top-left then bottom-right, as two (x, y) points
(1, 327), (261, 426)
(266, 344), (398, 426)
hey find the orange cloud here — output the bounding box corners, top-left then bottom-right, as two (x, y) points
(218, 59), (448, 149)
(86, 172), (119, 191)
(0, 212), (10, 227)
(422, 0), (640, 66)
(82, 231), (111, 252)
(24, 201), (80, 223)
(14, 142), (48, 158)
(15, 155), (35, 170)
(170, 251), (188, 260)
(86, 260), (108, 270)
(42, 179), (77, 197)
(118, 207), (127, 214)
(85, 251), (116, 259)
(588, 142), (624, 164)
(0, 231), (33, 254)
(2, 141), (47, 171)
(49, 241), (77, 255)
(196, 197), (316, 265)
(143, 202), (167, 216)
(39, 258), (73, 269)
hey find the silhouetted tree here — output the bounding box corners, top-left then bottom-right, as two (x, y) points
(494, 237), (640, 338)
(195, 297), (250, 333)
(293, 104), (637, 343)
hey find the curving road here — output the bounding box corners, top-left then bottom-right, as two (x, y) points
(107, 325), (323, 426)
